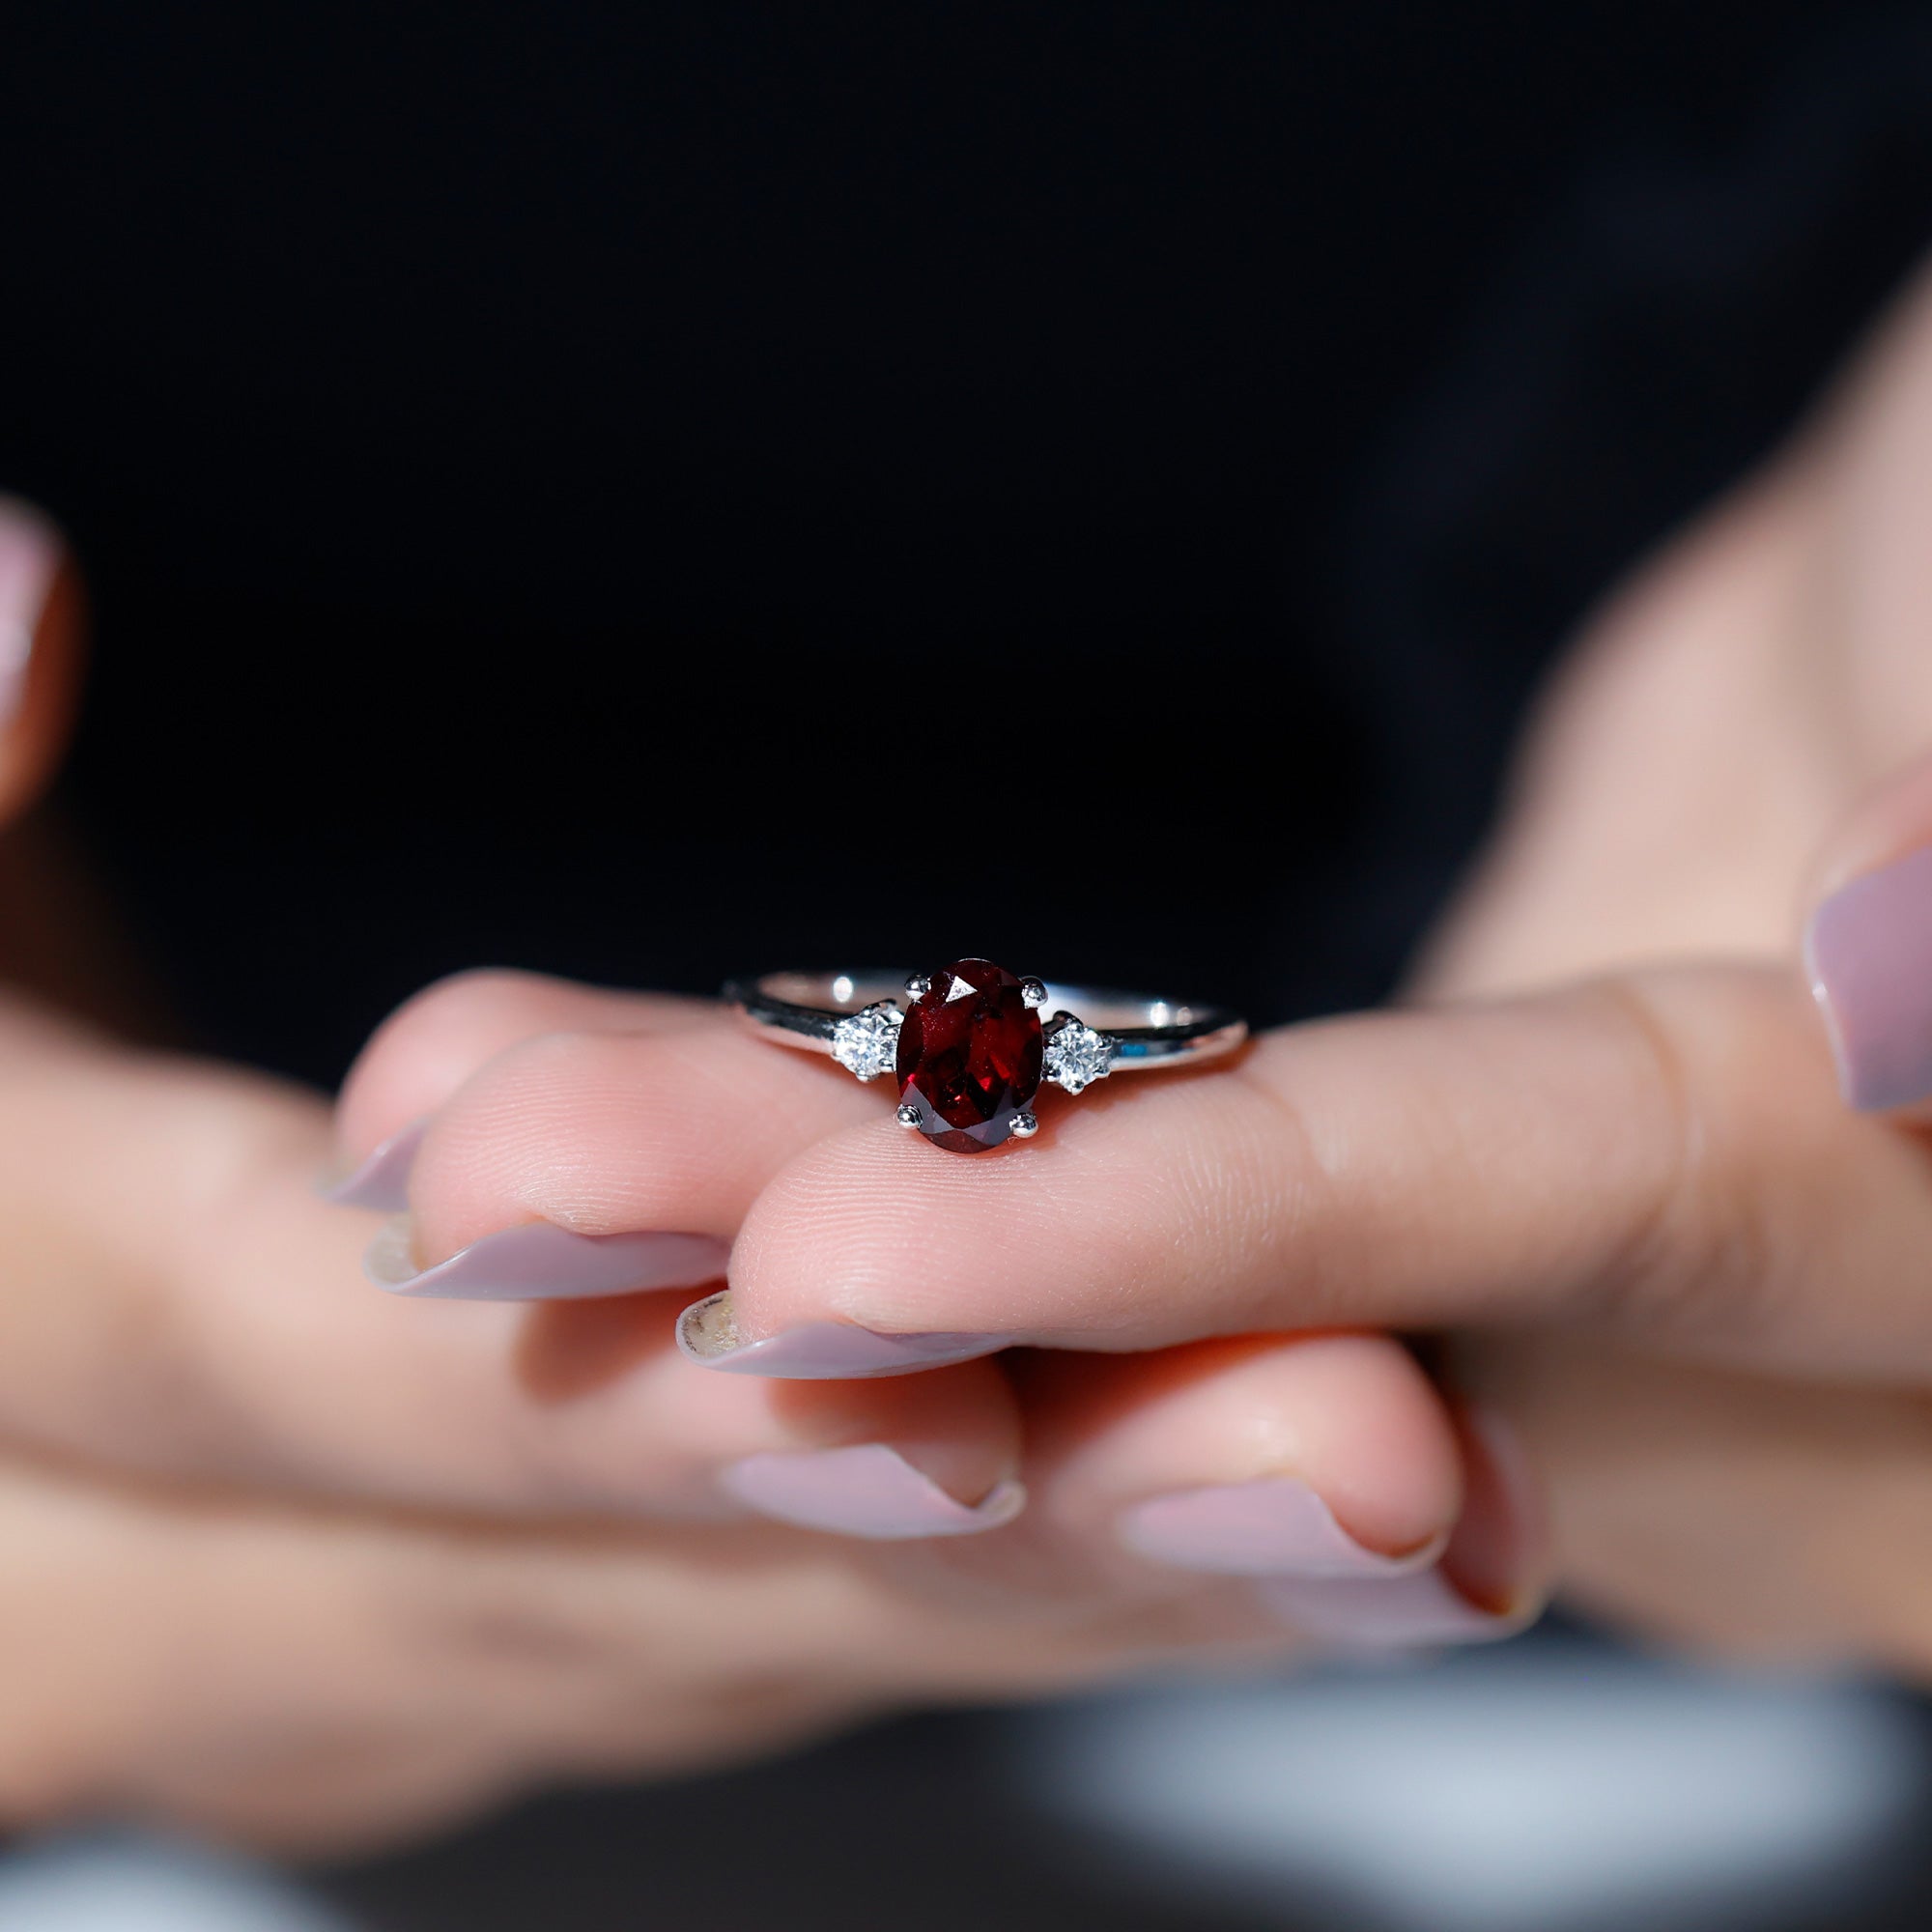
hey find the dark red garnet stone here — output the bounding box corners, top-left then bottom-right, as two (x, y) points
(895, 958), (1044, 1152)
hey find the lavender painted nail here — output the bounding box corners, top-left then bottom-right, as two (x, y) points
(676, 1290), (1010, 1379)
(1119, 1477), (1444, 1579)
(1806, 846), (1932, 1111)
(720, 1444), (1026, 1540)
(0, 499), (60, 728)
(319, 1121), (426, 1211)
(364, 1217), (729, 1300)
(1259, 1569), (1535, 1649)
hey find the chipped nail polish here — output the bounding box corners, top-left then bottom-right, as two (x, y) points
(675, 1290), (1009, 1379)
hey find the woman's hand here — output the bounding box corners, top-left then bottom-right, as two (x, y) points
(0, 509), (1488, 1850)
(1416, 253), (1932, 1668)
(0, 507), (1484, 1852)
(0, 984), (1517, 1850)
(27, 233), (1932, 1854)
(357, 252), (1932, 1681)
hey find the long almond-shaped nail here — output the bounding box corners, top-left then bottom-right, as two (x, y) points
(676, 1290), (1009, 1379)
(1806, 845), (1932, 1111)
(365, 1217), (728, 1300)
(0, 499), (60, 729)
(720, 1444), (1025, 1540)
(1118, 1477), (1445, 1579)
(318, 1121), (426, 1211)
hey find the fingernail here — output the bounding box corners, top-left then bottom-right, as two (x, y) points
(675, 1289), (1010, 1379)
(1261, 1405), (1546, 1649)
(720, 1444), (1026, 1540)
(365, 1216), (729, 1300)
(0, 499), (61, 729)
(1259, 1569), (1532, 1647)
(1806, 845), (1932, 1110)
(318, 1120), (426, 1211)
(1118, 1477), (1445, 1578)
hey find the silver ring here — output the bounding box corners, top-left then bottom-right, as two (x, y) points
(724, 957), (1248, 1153)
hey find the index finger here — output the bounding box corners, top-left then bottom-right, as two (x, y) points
(698, 963), (1932, 1381)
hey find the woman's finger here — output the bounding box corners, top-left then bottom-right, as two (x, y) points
(683, 959), (1932, 1380)
(1466, 1329), (1932, 1677)
(326, 968), (722, 1208)
(0, 1447), (1009, 1851)
(825, 1330), (1533, 1653)
(1014, 1334), (1463, 1583)
(384, 1018), (907, 1321)
(0, 497), (81, 828)
(0, 1035), (1023, 1534)
(1011, 1331), (1545, 1647)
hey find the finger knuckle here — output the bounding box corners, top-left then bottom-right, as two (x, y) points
(1582, 971), (1782, 1340)
(380, 968), (565, 1064)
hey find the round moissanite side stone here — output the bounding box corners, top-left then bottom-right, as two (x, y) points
(831, 1001), (901, 1080)
(895, 958), (1044, 1152)
(1043, 1013), (1116, 1094)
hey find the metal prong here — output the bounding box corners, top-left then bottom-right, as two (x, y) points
(1009, 1111), (1039, 1139)
(904, 973), (932, 998)
(896, 1102), (923, 1129)
(1020, 977), (1048, 1009)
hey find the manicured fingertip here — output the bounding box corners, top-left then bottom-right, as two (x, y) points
(0, 499), (60, 733)
(1804, 844), (1932, 1112)
(1261, 1405), (1548, 1650)
(675, 1289), (1012, 1379)
(319, 1120), (425, 1210)
(719, 1444), (1026, 1540)
(1443, 1405), (1548, 1616)
(364, 1217), (729, 1301)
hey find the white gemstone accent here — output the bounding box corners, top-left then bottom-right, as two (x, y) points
(1044, 1015), (1116, 1094)
(831, 1001), (901, 1080)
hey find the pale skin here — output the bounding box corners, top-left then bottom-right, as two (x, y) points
(8, 256), (1932, 1850)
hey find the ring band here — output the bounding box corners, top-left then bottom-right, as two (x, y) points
(725, 957), (1247, 1153)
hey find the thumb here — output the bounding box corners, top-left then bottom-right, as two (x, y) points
(1804, 751), (1932, 1115)
(0, 497), (82, 827)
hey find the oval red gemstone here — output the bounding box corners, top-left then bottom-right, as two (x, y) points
(895, 958), (1043, 1152)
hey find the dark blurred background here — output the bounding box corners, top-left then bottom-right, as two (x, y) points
(7, 5), (1932, 1927)
(8, 3), (1932, 1082)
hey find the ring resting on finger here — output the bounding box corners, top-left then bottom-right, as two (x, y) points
(726, 958), (1248, 1152)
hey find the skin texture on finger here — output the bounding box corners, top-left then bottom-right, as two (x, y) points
(401, 1021), (884, 1268)
(0, 1041), (1024, 1526)
(710, 961), (1932, 1381)
(332, 968), (722, 1176)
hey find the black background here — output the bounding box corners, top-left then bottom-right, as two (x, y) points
(5, 3), (1929, 1089)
